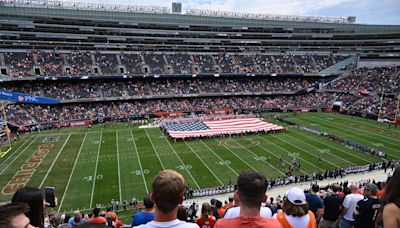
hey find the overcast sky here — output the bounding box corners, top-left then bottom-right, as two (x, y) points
(69, 0), (399, 25)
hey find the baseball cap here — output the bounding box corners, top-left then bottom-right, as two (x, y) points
(287, 187), (307, 206)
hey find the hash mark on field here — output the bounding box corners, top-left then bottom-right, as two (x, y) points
(199, 140), (239, 176)
(214, 139), (258, 172)
(144, 129), (165, 170)
(58, 133), (87, 212)
(90, 131), (103, 208)
(267, 135), (324, 171)
(312, 116), (400, 146)
(254, 135), (308, 175)
(277, 134), (340, 168)
(232, 139), (285, 176)
(39, 134), (72, 188)
(128, 130), (149, 193)
(184, 141), (223, 185)
(161, 132), (200, 189)
(287, 131), (359, 165)
(116, 131), (122, 203)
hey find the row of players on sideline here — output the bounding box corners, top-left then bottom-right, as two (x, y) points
(1, 165), (399, 228)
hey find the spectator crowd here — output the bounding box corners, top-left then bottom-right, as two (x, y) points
(2, 51), (347, 77)
(1, 165), (399, 228)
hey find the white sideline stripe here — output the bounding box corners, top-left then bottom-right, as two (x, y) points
(254, 135), (308, 175)
(277, 134), (340, 168)
(184, 141), (224, 185)
(268, 135), (324, 171)
(232, 138), (286, 176)
(161, 131), (200, 189)
(90, 131), (103, 208)
(199, 140), (239, 176)
(287, 131), (361, 165)
(307, 116), (400, 158)
(144, 129), (165, 170)
(0, 136), (39, 176)
(116, 131), (122, 203)
(39, 134), (72, 188)
(312, 116), (400, 146)
(0, 135), (34, 170)
(305, 115), (400, 159)
(214, 139), (258, 172)
(58, 133), (87, 212)
(130, 130), (148, 194)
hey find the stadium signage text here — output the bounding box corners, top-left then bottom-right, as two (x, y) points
(2, 143), (54, 195)
(0, 89), (60, 104)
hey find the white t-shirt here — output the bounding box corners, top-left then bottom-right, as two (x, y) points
(133, 219), (199, 228)
(273, 213), (310, 228)
(342, 193), (364, 221)
(223, 206), (272, 218)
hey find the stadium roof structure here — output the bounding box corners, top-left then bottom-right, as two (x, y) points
(1, 0), (399, 32)
(2, 0), (355, 24)
(187, 9), (355, 24)
(0, 0), (399, 54)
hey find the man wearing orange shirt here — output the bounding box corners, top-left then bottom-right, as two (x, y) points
(223, 197), (235, 209)
(214, 171), (282, 228)
(89, 208), (107, 225)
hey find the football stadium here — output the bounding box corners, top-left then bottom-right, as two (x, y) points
(0, 0), (399, 227)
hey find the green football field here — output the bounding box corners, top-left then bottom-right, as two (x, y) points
(0, 112), (399, 213)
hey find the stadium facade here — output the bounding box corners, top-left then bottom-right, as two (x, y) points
(0, 0), (400, 53)
(0, 0), (399, 129)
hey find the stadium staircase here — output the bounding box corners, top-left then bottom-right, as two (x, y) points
(319, 55), (358, 76)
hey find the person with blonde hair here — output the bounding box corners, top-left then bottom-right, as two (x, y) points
(274, 187), (316, 228)
(196, 203), (216, 228)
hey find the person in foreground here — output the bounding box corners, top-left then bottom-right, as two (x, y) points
(381, 166), (400, 228)
(11, 186), (45, 228)
(273, 187), (316, 228)
(133, 169), (199, 228)
(214, 170), (282, 228)
(0, 203), (35, 228)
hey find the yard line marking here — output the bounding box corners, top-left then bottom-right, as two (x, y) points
(268, 135), (324, 171)
(184, 141), (224, 185)
(310, 116), (400, 145)
(0, 135), (33, 170)
(58, 133), (87, 212)
(90, 131), (103, 208)
(214, 139), (258, 172)
(288, 131), (366, 164)
(199, 140), (239, 176)
(130, 130), (148, 194)
(307, 116), (400, 158)
(160, 132), (200, 189)
(144, 129), (165, 170)
(39, 134), (72, 188)
(254, 135), (308, 175)
(231, 138), (286, 176)
(277, 134), (340, 168)
(116, 131), (122, 203)
(0, 136), (39, 176)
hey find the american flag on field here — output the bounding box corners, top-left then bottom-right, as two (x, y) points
(163, 118), (285, 139)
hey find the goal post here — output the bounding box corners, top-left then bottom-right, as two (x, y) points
(0, 100), (12, 158)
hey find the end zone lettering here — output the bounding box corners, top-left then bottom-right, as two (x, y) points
(2, 143), (54, 195)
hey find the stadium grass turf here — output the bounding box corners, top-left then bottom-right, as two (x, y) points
(0, 112), (398, 217)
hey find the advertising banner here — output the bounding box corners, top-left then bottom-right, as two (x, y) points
(0, 90), (60, 104)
